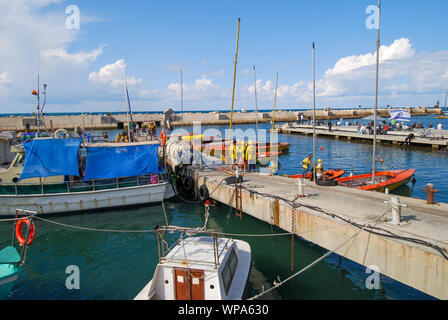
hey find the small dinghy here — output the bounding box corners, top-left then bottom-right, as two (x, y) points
(135, 226), (252, 300)
(336, 169), (416, 192)
(0, 211), (36, 299)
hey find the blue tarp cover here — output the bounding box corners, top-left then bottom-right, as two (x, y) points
(83, 143), (159, 180)
(19, 139), (82, 181)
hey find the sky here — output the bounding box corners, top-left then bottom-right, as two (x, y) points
(0, 0), (448, 114)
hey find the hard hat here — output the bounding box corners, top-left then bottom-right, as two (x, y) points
(318, 159), (322, 163)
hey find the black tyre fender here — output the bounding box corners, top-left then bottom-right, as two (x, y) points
(199, 185), (210, 202)
(183, 176), (195, 192)
(316, 179), (338, 187)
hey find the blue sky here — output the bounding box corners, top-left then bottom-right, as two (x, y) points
(0, 0), (447, 113)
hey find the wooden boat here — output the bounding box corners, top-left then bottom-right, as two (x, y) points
(336, 169), (415, 192)
(287, 169), (345, 180)
(135, 227), (252, 300)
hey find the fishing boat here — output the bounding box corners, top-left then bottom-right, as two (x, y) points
(288, 169), (345, 180)
(134, 226), (252, 300)
(336, 170), (415, 192)
(0, 138), (175, 216)
(0, 211), (35, 299)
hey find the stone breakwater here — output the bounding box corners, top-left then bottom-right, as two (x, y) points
(0, 107), (442, 132)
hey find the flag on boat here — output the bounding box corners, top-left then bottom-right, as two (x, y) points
(389, 110), (411, 122)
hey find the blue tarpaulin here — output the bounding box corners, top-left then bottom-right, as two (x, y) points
(83, 143), (159, 180)
(19, 139), (82, 181)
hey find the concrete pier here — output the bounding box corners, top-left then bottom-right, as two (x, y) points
(191, 167), (448, 299)
(278, 124), (448, 150)
(0, 107), (442, 132)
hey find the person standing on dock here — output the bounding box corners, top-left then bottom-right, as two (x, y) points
(328, 120), (332, 132)
(438, 122), (443, 130)
(237, 140), (247, 172)
(315, 159), (326, 180)
(229, 139), (237, 170)
(246, 140), (257, 172)
(302, 154), (313, 180)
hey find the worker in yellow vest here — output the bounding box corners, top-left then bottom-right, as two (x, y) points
(246, 140), (257, 172)
(229, 139), (237, 169)
(302, 154), (313, 180)
(236, 140), (247, 172)
(315, 159), (325, 180)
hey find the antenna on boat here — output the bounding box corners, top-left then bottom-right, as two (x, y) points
(272, 72), (278, 133)
(36, 50), (41, 135)
(372, 0), (381, 184)
(312, 42), (317, 183)
(228, 18), (241, 145)
(180, 68), (184, 129)
(253, 66), (259, 143)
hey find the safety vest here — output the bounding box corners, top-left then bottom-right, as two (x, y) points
(316, 163), (324, 173)
(302, 158), (311, 170)
(237, 143), (246, 156)
(229, 144), (237, 160)
(246, 145), (257, 161)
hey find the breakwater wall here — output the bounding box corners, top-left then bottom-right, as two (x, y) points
(0, 107), (442, 132)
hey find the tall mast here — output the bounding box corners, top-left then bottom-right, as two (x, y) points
(272, 72), (278, 132)
(312, 42), (317, 182)
(123, 56), (132, 142)
(37, 51), (41, 134)
(229, 18), (241, 144)
(372, 0), (381, 183)
(253, 66), (259, 143)
(180, 68), (184, 128)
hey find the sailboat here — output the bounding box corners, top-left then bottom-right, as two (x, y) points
(335, 0), (416, 193)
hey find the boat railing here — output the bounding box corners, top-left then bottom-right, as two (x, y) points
(155, 227), (233, 269)
(1, 173), (167, 196)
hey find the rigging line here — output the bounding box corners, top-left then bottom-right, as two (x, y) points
(248, 210), (388, 300)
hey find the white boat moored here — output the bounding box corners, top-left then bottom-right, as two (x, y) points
(135, 232), (251, 300)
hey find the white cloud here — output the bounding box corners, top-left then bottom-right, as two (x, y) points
(89, 59), (142, 88)
(211, 69), (224, 77)
(42, 45), (105, 66)
(0, 72), (12, 86)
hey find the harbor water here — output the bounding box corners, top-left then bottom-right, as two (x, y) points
(2, 115), (445, 300)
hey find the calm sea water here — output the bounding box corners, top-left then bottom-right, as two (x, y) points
(2, 115), (445, 300)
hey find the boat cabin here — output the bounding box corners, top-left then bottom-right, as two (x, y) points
(135, 235), (252, 300)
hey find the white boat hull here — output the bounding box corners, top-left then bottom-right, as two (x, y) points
(0, 182), (176, 216)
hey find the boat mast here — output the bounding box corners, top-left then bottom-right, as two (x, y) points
(312, 42), (317, 182)
(272, 72), (278, 132)
(36, 51), (41, 135)
(123, 56), (132, 142)
(229, 18), (241, 145)
(372, 0), (381, 183)
(180, 68), (184, 128)
(253, 66), (259, 143)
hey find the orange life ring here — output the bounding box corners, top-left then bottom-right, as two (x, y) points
(15, 219), (35, 246)
(160, 129), (167, 146)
